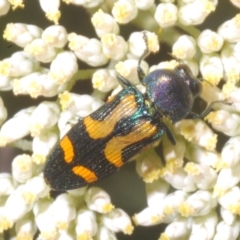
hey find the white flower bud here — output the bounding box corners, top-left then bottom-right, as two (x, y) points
(115, 59), (148, 84)
(92, 69), (118, 92)
(201, 81), (223, 103)
(221, 43), (240, 83)
(0, 106), (35, 146)
(205, 108), (232, 131)
(184, 162), (217, 190)
(59, 92), (103, 118)
(12, 154), (35, 183)
(163, 168), (197, 192)
(21, 176), (50, 204)
(0, 51), (40, 78)
(135, 0), (154, 10)
(50, 193), (76, 230)
(33, 198), (57, 240)
(230, 0), (240, 8)
(1, 185), (34, 230)
(3, 23), (42, 48)
(38, 72), (71, 97)
(112, 0), (138, 24)
(136, 149), (162, 183)
(233, 40), (240, 61)
(30, 101), (60, 137)
(42, 25), (68, 48)
(132, 206), (165, 226)
(160, 217), (191, 240)
(101, 33), (128, 60)
(58, 231), (75, 240)
(110, 84), (123, 97)
(39, 0), (61, 24)
(174, 119), (217, 151)
(0, 75), (12, 91)
(218, 186), (240, 212)
(0, 173), (14, 196)
(184, 59), (199, 76)
(146, 179), (170, 208)
(57, 110), (78, 138)
(128, 31), (159, 58)
(95, 225), (117, 240)
(101, 208), (134, 235)
(220, 207), (236, 225)
(214, 219), (240, 240)
(218, 13), (240, 43)
(0, 97), (7, 126)
(68, 33), (108, 67)
(32, 129), (58, 164)
(198, 29), (224, 54)
(189, 211), (218, 240)
(13, 71), (70, 98)
(67, 187), (87, 207)
(214, 162), (240, 197)
(75, 208), (97, 239)
(172, 35), (196, 59)
(24, 38), (58, 63)
(178, 0), (217, 26)
(199, 54), (224, 86)
(0, 0), (10, 16)
(85, 187), (114, 214)
(162, 190), (189, 218)
(229, 85), (240, 111)
(49, 51), (78, 84)
(154, 3), (178, 28)
(70, 0), (104, 8)
(153, 59), (178, 71)
(162, 135), (185, 174)
(91, 9), (119, 37)
(180, 190), (217, 217)
(15, 213), (37, 240)
(185, 143), (220, 168)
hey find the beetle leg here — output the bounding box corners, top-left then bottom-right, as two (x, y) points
(163, 123), (176, 145)
(117, 75), (134, 88)
(137, 32), (150, 83)
(188, 100), (228, 119)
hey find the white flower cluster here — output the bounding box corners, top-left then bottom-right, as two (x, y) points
(1, 0), (240, 240)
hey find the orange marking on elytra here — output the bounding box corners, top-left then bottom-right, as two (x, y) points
(72, 166), (98, 183)
(83, 95), (137, 139)
(104, 120), (157, 167)
(60, 136), (74, 163)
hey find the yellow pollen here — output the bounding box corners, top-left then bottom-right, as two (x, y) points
(46, 10), (61, 25)
(59, 91), (72, 110)
(159, 233), (170, 240)
(184, 162), (200, 175)
(178, 202), (194, 217)
(0, 61), (11, 76)
(234, 13), (240, 28)
(9, 0), (25, 10)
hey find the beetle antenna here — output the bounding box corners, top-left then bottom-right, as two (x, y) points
(167, 52), (185, 65)
(199, 78), (214, 86)
(137, 32), (150, 82)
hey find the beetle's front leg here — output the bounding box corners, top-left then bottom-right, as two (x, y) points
(188, 100), (228, 119)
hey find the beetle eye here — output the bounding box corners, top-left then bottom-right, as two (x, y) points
(175, 64), (202, 97)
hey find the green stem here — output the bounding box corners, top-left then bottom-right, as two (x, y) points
(72, 69), (97, 81)
(10, 139), (32, 152)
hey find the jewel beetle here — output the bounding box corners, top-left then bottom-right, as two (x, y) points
(44, 33), (218, 191)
